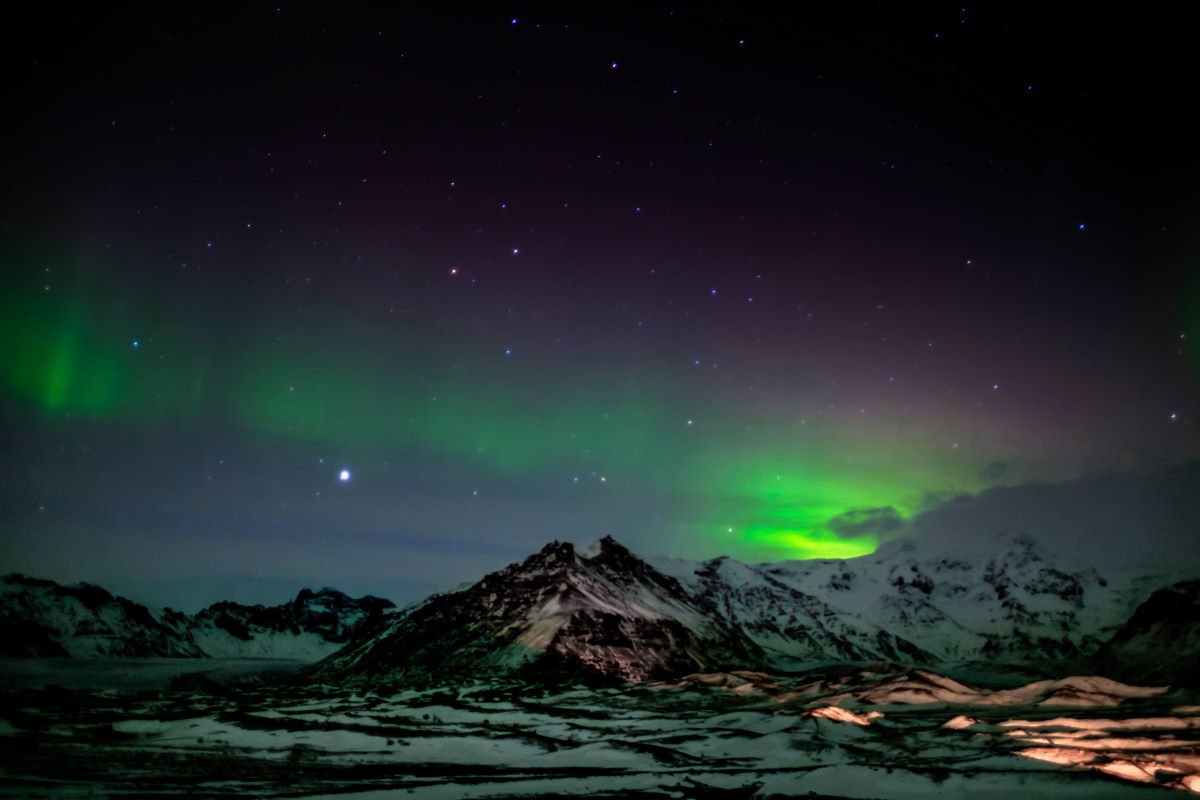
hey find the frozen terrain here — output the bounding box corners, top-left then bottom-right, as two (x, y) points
(0, 660), (1196, 798)
(2, 537), (1196, 797)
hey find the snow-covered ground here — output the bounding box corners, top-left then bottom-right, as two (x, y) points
(1, 662), (1195, 797)
(0, 656), (309, 692)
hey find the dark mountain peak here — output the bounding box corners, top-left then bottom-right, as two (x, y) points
(1096, 577), (1200, 687)
(480, 540), (578, 588)
(293, 586), (361, 607)
(314, 536), (765, 685)
(580, 537), (697, 601)
(1121, 579), (1200, 626)
(594, 534), (626, 553)
(1011, 533), (1037, 549)
(3, 573), (60, 589)
(532, 539), (577, 564)
(581, 535), (638, 566)
(296, 587), (346, 602)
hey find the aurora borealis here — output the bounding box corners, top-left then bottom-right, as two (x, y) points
(2, 5), (1198, 607)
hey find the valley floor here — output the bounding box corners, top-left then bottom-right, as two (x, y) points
(0, 659), (1196, 798)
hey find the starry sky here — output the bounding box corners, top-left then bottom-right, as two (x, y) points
(2, 4), (1198, 609)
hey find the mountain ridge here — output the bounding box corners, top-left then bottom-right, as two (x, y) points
(0, 573), (394, 659)
(5, 533), (1196, 687)
(314, 536), (766, 685)
(313, 533), (1198, 687)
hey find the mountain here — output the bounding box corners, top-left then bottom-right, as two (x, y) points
(0, 574), (394, 659)
(1094, 579), (1200, 687)
(0, 574), (203, 657)
(185, 587), (396, 660)
(653, 532), (1192, 665)
(314, 537), (766, 685)
(7, 533), (1192, 682)
(655, 553), (933, 667)
(316, 533), (1195, 687)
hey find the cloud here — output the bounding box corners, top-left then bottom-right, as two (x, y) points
(827, 506), (905, 540)
(904, 461), (1200, 568)
(979, 461), (1008, 481)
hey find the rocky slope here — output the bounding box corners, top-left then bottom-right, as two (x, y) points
(314, 537), (766, 685)
(1094, 579), (1200, 687)
(0, 574), (394, 659)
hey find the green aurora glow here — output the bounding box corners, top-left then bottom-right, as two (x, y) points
(2, 244), (1006, 561)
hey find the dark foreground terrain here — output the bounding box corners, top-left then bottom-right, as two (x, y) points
(0, 659), (1197, 798)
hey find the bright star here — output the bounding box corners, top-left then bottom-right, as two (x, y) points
(339, 469), (351, 482)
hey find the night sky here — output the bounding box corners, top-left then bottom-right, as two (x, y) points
(2, 5), (1198, 609)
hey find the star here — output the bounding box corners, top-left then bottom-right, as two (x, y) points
(338, 469), (351, 482)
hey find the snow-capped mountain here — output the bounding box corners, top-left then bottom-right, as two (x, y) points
(653, 532), (1191, 665)
(315, 537), (765, 685)
(7, 532), (1191, 682)
(316, 533), (1195, 686)
(185, 587), (396, 660)
(0, 574), (394, 659)
(656, 554), (932, 668)
(0, 574), (203, 657)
